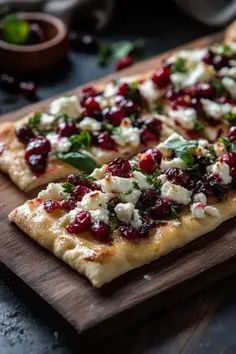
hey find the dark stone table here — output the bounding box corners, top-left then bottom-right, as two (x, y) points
(1, 1), (236, 353)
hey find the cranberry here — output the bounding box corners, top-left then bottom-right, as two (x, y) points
(203, 50), (215, 65)
(103, 106), (125, 126)
(193, 179), (212, 197)
(66, 211), (91, 234)
(221, 152), (236, 168)
(119, 225), (141, 239)
(26, 154), (47, 173)
(81, 85), (97, 98)
(91, 221), (111, 242)
(152, 65), (170, 88)
(140, 128), (159, 145)
(60, 199), (77, 211)
(227, 126), (236, 141)
(139, 149), (162, 173)
(82, 96), (101, 114)
(138, 189), (159, 207)
(150, 198), (172, 219)
(106, 157), (132, 178)
(186, 129), (200, 139)
(185, 83), (216, 99)
(118, 83), (130, 96)
(213, 55), (229, 70)
(19, 81), (37, 97)
(231, 167), (236, 179)
(72, 185), (91, 201)
(119, 99), (139, 115)
(146, 119), (162, 135)
(171, 95), (191, 110)
(67, 173), (98, 190)
(96, 131), (117, 150)
(25, 136), (51, 159)
(209, 179), (227, 199)
(44, 200), (60, 213)
(165, 168), (192, 188)
(57, 121), (78, 137)
(16, 125), (35, 144)
(116, 56), (134, 71)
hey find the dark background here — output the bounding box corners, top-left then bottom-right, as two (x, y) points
(1, 1), (236, 353)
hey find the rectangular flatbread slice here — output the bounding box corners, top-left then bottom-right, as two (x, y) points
(9, 131), (236, 287)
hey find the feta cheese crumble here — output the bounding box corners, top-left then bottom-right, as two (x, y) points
(168, 108), (197, 129)
(78, 117), (102, 131)
(207, 161), (232, 185)
(112, 118), (140, 147)
(49, 96), (81, 117)
(160, 157), (186, 170)
(161, 181), (192, 205)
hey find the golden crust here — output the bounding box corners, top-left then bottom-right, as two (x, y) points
(9, 192), (236, 287)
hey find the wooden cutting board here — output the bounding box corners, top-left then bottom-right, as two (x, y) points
(1, 30), (236, 340)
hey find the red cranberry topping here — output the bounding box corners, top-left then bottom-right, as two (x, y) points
(184, 83), (216, 99)
(96, 131), (117, 150)
(82, 96), (101, 114)
(140, 128), (159, 145)
(203, 50), (215, 65)
(82, 85), (97, 97)
(231, 167), (236, 179)
(171, 94), (191, 110)
(227, 126), (236, 141)
(118, 225), (141, 239)
(16, 125), (35, 144)
(139, 149), (162, 173)
(66, 211), (91, 234)
(60, 199), (77, 211)
(193, 179), (212, 197)
(103, 106), (125, 126)
(186, 129), (200, 139)
(146, 119), (162, 134)
(44, 199), (60, 213)
(106, 157), (132, 178)
(165, 168), (192, 188)
(152, 65), (170, 89)
(138, 189), (159, 207)
(220, 152), (236, 168)
(67, 173), (98, 190)
(72, 185), (91, 201)
(118, 83), (130, 96)
(25, 136), (51, 159)
(91, 221), (111, 242)
(119, 99), (139, 116)
(150, 198), (173, 219)
(213, 55), (229, 70)
(57, 121), (78, 137)
(116, 55), (134, 71)
(26, 154), (47, 173)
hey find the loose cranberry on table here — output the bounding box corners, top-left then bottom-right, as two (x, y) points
(106, 157), (132, 178)
(96, 131), (117, 150)
(116, 55), (134, 71)
(103, 106), (125, 126)
(57, 121), (78, 137)
(227, 126), (236, 141)
(139, 149), (162, 173)
(16, 125), (35, 144)
(165, 168), (192, 189)
(91, 221), (111, 242)
(152, 65), (170, 89)
(66, 211), (91, 234)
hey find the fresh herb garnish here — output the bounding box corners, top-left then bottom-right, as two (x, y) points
(171, 58), (187, 74)
(28, 112), (42, 128)
(146, 170), (161, 190)
(225, 111), (236, 124)
(220, 136), (236, 153)
(171, 205), (180, 219)
(194, 120), (205, 132)
(2, 14), (30, 45)
(211, 79), (225, 95)
(102, 123), (121, 135)
(214, 43), (232, 56)
(133, 181), (140, 190)
(165, 137), (197, 167)
(69, 131), (91, 149)
(61, 182), (75, 194)
(57, 151), (97, 173)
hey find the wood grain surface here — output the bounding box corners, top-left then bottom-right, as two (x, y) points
(2, 31), (235, 339)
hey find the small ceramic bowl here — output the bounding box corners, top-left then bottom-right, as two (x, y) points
(0, 12), (69, 74)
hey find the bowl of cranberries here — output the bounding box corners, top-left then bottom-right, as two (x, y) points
(0, 12), (68, 74)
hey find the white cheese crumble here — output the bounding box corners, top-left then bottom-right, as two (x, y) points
(39, 113), (56, 128)
(133, 170), (154, 190)
(139, 79), (164, 107)
(89, 165), (107, 179)
(201, 99), (232, 119)
(168, 108), (197, 129)
(207, 161), (232, 185)
(39, 183), (68, 200)
(101, 175), (134, 194)
(219, 66), (236, 79)
(103, 82), (118, 98)
(89, 209), (109, 224)
(112, 118), (140, 147)
(169, 48), (207, 63)
(114, 202), (142, 228)
(204, 126), (219, 142)
(78, 117), (102, 131)
(121, 189), (141, 205)
(79, 190), (110, 224)
(222, 77), (236, 99)
(161, 181), (192, 205)
(46, 133), (71, 153)
(191, 202), (219, 219)
(204, 206), (220, 217)
(193, 193), (207, 204)
(160, 157), (186, 170)
(49, 95), (81, 117)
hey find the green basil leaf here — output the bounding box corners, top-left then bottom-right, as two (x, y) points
(171, 205), (180, 219)
(181, 151), (194, 167)
(111, 41), (134, 60)
(28, 112), (42, 128)
(2, 14), (30, 44)
(57, 151), (97, 173)
(69, 131), (91, 149)
(61, 182), (74, 194)
(211, 79), (225, 95)
(194, 120), (205, 132)
(225, 111), (236, 123)
(170, 58), (187, 74)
